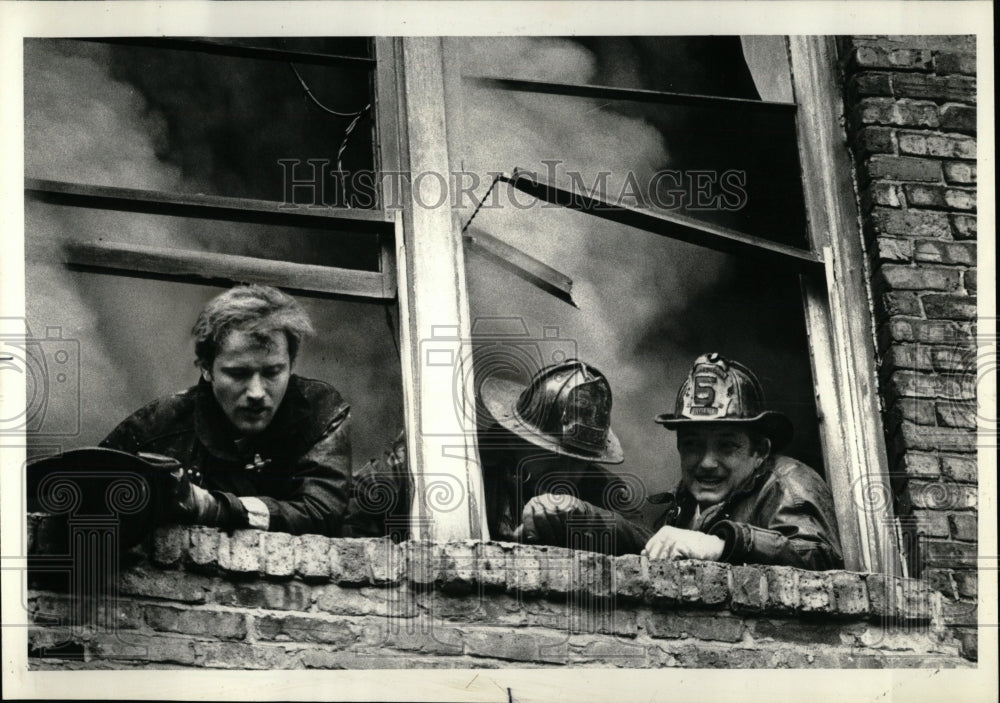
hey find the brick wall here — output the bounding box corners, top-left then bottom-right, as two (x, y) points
(20, 35), (983, 672)
(27, 521), (969, 669)
(840, 35), (978, 659)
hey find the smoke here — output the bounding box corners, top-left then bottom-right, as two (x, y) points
(22, 36), (822, 510)
(24, 40), (199, 441)
(23, 39), (401, 461)
(25, 41), (183, 191)
(449, 37), (733, 507)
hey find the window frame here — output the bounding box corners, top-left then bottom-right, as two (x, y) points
(788, 36), (900, 574)
(23, 36), (902, 571)
(397, 35), (900, 573)
(26, 37), (397, 302)
(384, 37), (490, 541)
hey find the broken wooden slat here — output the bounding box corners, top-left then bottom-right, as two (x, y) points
(64, 240), (391, 300)
(26, 178), (393, 234)
(463, 226), (576, 307)
(500, 171), (825, 275)
(465, 75), (797, 114)
(82, 37), (376, 68)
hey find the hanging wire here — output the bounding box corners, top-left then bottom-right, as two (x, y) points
(336, 108), (368, 176)
(289, 63), (372, 207)
(288, 59), (396, 343)
(460, 172), (504, 235)
(289, 63), (369, 117)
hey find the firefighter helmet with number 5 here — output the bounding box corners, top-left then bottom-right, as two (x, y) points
(655, 352), (793, 451)
(480, 360), (624, 464)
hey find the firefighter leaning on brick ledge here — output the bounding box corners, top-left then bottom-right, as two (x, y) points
(28, 284), (353, 542)
(345, 360), (654, 556)
(643, 353), (844, 571)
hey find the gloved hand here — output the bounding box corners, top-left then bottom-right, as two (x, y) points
(164, 466), (223, 526)
(513, 493), (605, 547)
(642, 525), (725, 561)
(387, 431), (407, 469)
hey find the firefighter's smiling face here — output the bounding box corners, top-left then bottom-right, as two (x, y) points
(203, 328), (292, 437)
(677, 425), (767, 508)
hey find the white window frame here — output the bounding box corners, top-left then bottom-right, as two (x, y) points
(789, 36), (900, 573)
(393, 35), (901, 572)
(380, 37), (490, 541)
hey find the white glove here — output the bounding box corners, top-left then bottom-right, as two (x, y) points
(643, 525), (725, 561)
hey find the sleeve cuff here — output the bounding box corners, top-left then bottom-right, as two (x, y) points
(238, 496), (271, 530)
(210, 491), (246, 530)
(708, 519), (746, 563)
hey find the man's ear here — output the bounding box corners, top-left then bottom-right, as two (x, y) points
(200, 366), (212, 383)
(756, 437), (772, 464)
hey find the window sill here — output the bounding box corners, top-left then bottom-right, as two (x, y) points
(27, 516), (945, 626)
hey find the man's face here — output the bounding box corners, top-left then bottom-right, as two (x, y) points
(677, 425), (764, 507)
(203, 328), (292, 437)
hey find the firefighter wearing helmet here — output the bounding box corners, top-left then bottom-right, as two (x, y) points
(346, 359), (653, 555)
(643, 353), (843, 570)
(478, 359), (651, 554)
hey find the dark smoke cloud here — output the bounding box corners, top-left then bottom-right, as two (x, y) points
(449, 37), (822, 518)
(23, 36), (821, 518)
(24, 39), (401, 462)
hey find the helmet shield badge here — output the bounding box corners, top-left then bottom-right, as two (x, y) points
(656, 352), (794, 451)
(680, 354), (762, 420)
(561, 378), (611, 454)
(480, 359), (624, 464)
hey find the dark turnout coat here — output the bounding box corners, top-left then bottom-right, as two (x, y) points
(101, 376), (351, 536)
(346, 432), (653, 556)
(651, 454), (843, 570)
(480, 458), (653, 556)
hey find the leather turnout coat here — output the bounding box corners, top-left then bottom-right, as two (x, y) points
(481, 459), (654, 556)
(651, 454), (843, 570)
(345, 432), (653, 556)
(101, 376), (351, 537)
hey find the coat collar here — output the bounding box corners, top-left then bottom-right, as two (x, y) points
(657, 455), (776, 522)
(193, 375), (315, 462)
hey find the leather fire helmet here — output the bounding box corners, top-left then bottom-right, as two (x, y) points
(480, 359), (624, 464)
(655, 352), (793, 451)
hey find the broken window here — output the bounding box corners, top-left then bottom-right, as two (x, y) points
(439, 36), (899, 571)
(21, 36), (902, 572)
(22, 37), (403, 466)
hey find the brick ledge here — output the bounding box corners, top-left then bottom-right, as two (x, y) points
(27, 516), (943, 626)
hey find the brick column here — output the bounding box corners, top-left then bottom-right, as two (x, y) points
(840, 35), (978, 660)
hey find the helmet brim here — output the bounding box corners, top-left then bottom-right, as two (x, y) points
(654, 410), (794, 453)
(27, 447), (176, 549)
(481, 377), (625, 464)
